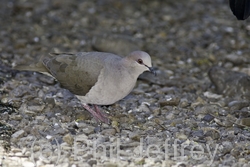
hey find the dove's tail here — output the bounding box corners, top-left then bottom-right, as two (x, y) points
(14, 61), (52, 77)
(14, 61), (46, 72)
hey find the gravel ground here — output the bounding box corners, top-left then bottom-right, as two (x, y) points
(1, 0), (250, 166)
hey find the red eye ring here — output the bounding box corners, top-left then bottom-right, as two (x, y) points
(137, 59), (143, 64)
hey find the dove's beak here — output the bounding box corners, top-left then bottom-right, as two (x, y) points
(146, 65), (156, 76)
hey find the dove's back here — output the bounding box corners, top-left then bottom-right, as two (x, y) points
(15, 52), (122, 96)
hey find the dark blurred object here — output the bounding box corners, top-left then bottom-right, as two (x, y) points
(229, 0), (250, 20)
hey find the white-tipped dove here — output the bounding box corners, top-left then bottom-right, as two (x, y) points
(15, 51), (155, 123)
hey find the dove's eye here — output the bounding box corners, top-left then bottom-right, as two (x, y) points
(137, 59), (143, 64)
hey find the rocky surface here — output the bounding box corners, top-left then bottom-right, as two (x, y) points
(1, 0), (250, 166)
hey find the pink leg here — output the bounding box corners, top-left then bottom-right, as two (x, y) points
(93, 105), (109, 123)
(82, 104), (109, 123)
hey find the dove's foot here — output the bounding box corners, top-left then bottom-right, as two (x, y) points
(82, 104), (109, 123)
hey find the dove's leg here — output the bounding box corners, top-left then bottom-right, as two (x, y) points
(82, 104), (103, 122)
(93, 105), (109, 123)
(82, 104), (109, 123)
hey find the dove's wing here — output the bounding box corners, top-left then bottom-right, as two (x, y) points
(43, 52), (108, 96)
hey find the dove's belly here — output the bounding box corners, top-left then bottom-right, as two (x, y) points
(76, 76), (136, 105)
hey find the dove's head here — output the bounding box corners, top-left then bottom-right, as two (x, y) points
(125, 51), (155, 76)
